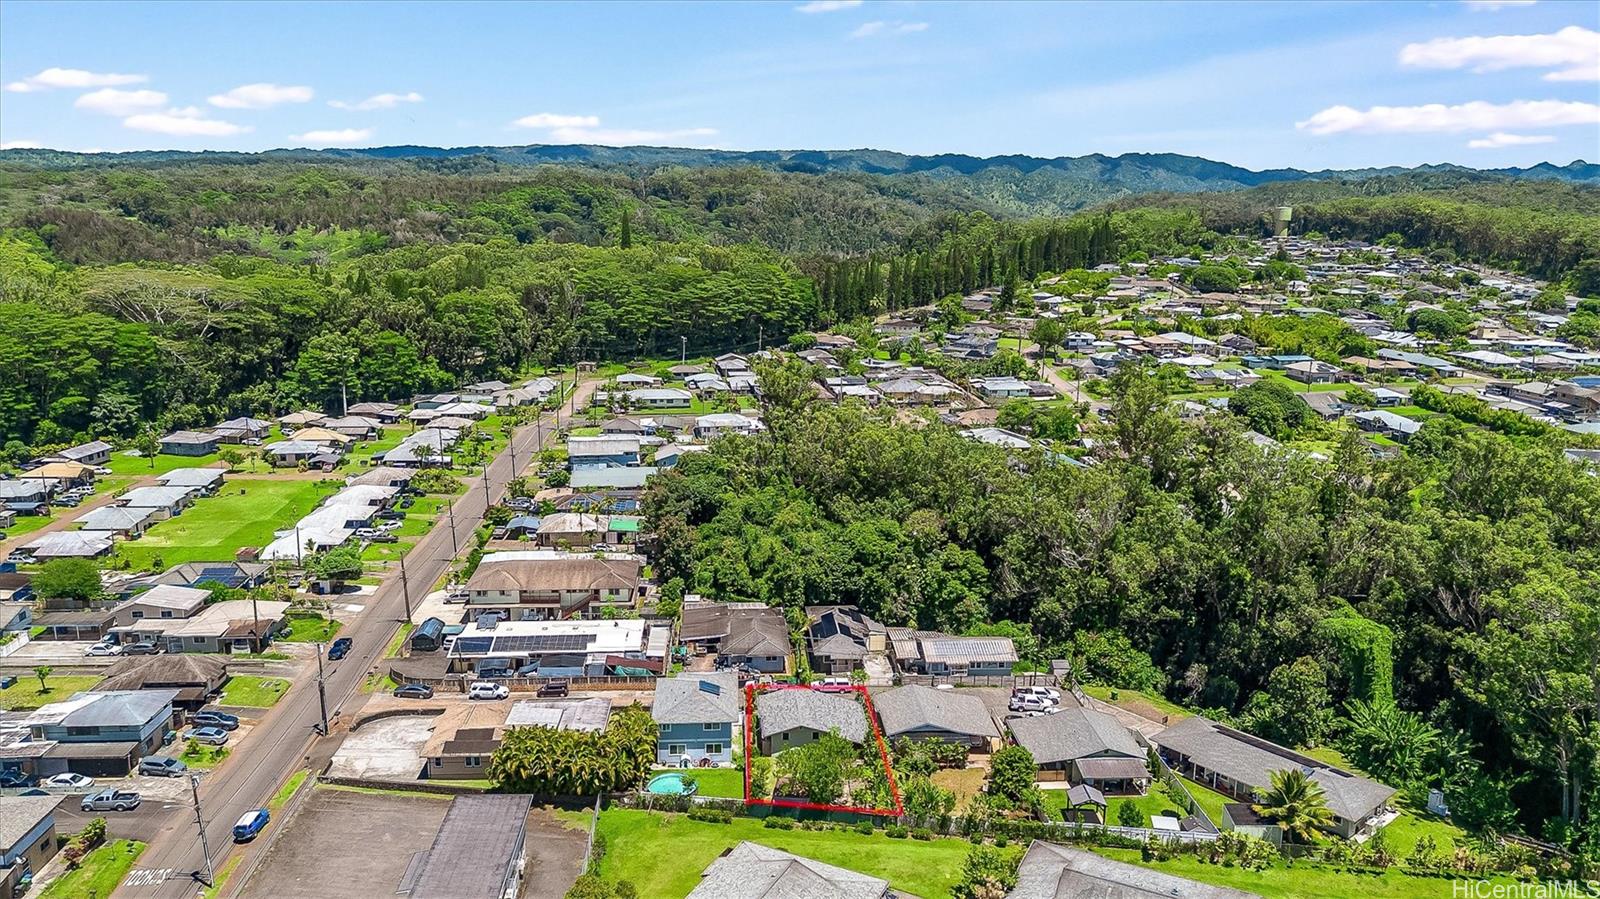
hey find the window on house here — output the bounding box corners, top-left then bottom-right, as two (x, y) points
(668, 744), (686, 756)
(703, 722), (719, 731)
(704, 743), (723, 756)
(161, 611), (174, 618)
(131, 610), (144, 619)
(465, 756), (482, 768)
(433, 758), (442, 767)
(659, 724), (670, 734)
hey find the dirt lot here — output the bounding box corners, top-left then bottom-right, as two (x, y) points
(238, 786), (585, 899)
(240, 786), (451, 899)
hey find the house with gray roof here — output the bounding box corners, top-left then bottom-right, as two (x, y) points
(680, 602), (792, 673)
(75, 504), (157, 539)
(25, 689), (178, 776)
(160, 430), (220, 457)
(1154, 716), (1396, 839)
(1008, 708), (1150, 794)
(687, 842), (889, 899)
(888, 629), (1018, 679)
(117, 485), (196, 519)
(22, 531), (112, 559)
(872, 684), (998, 750)
(157, 467), (226, 494)
(756, 688), (869, 754)
(805, 605), (887, 675)
(1, 795), (64, 899)
(1007, 841), (1258, 899)
(653, 672), (740, 766)
(56, 440), (113, 465)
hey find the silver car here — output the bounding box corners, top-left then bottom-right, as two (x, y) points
(81, 788), (141, 812)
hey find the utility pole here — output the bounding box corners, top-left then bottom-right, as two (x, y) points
(446, 500), (459, 556)
(341, 382), (348, 417)
(313, 643), (330, 736)
(680, 336), (687, 365)
(189, 773), (215, 887)
(399, 554), (413, 622)
(758, 325), (764, 353)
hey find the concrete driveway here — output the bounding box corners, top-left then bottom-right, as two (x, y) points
(326, 715), (430, 780)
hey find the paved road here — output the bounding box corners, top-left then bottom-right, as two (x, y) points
(113, 380), (596, 899)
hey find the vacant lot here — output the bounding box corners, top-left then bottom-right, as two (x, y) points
(221, 674), (289, 707)
(114, 478), (338, 570)
(241, 787), (450, 899)
(0, 674), (103, 710)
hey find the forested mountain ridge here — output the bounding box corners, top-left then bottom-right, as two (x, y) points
(4, 144), (1595, 218)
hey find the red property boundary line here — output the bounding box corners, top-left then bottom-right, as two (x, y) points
(742, 682), (903, 817)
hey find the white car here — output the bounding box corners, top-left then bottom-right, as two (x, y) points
(1008, 694), (1054, 713)
(46, 772), (95, 790)
(1013, 686), (1061, 704)
(85, 642), (124, 657)
(467, 682), (510, 700)
(354, 527), (380, 539)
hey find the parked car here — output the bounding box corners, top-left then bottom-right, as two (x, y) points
(467, 681), (510, 701)
(327, 637), (352, 661)
(376, 509), (405, 521)
(242, 437), (262, 446)
(0, 769), (37, 788)
(81, 789), (142, 812)
(353, 527), (380, 539)
(123, 642), (162, 655)
(367, 532), (398, 543)
(191, 711), (239, 731)
(393, 683), (435, 700)
(399, 497), (415, 509)
(5, 552), (36, 565)
(537, 679), (569, 698)
(93, 466), (113, 475)
(84, 642), (124, 657)
(1012, 686), (1061, 704)
(1008, 694), (1054, 713)
(45, 772), (95, 790)
(187, 726), (230, 746)
(232, 808), (270, 842)
(138, 756), (188, 777)
(810, 677), (854, 692)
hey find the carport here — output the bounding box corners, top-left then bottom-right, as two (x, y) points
(42, 740), (139, 777)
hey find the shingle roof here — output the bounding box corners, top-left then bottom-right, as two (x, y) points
(1008, 708), (1143, 766)
(1153, 716), (1396, 822)
(28, 689), (177, 729)
(652, 672), (741, 725)
(1008, 840), (1259, 898)
(688, 841), (888, 899)
(872, 685), (998, 740)
(408, 795), (533, 899)
(756, 689), (868, 743)
(0, 795), (62, 853)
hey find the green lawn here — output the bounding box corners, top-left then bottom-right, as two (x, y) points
(1380, 807), (1469, 856)
(220, 674), (289, 707)
(650, 767), (744, 799)
(0, 675), (103, 710)
(1107, 782), (1192, 827)
(1096, 847), (1521, 899)
(179, 740), (230, 769)
(269, 769), (310, 811)
(279, 613), (342, 643)
(1081, 685), (1191, 722)
(40, 839), (145, 899)
(1178, 776), (1234, 825)
(575, 809), (972, 898)
(2, 512), (55, 538)
(346, 427), (409, 467)
(384, 623), (414, 658)
(1297, 745), (1359, 772)
(111, 478), (339, 570)
(107, 451), (224, 476)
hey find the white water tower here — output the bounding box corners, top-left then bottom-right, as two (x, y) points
(1274, 206), (1294, 237)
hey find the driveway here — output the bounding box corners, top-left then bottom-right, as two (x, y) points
(326, 715), (431, 780)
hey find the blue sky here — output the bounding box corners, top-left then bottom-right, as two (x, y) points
(1, 0), (1595, 170)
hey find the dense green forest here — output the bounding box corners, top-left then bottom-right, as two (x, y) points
(1, 156), (1598, 447)
(646, 360), (1600, 849)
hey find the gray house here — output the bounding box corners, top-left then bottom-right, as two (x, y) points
(1007, 841), (1258, 899)
(25, 689), (178, 776)
(652, 672), (740, 767)
(1008, 708), (1150, 794)
(56, 440), (113, 466)
(160, 430), (220, 457)
(755, 688), (868, 754)
(688, 842), (889, 899)
(872, 685), (998, 751)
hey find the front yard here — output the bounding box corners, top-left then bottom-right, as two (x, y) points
(179, 739), (231, 769)
(112, 478), (339, 570)
(220, 674), (290, 707)
(279, 612), (342, 643)
(0, 674), (103, 710)
(40, 839), (145, 899)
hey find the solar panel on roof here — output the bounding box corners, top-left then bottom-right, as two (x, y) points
(698, 680), (722, 695)
(490, 634), (594, 654)
(194, 566), (246, 587)
(454, 637), (494, 655)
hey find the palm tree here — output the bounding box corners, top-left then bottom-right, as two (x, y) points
(1253, 768), (1335, 844)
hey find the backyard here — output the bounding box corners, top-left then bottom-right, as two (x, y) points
(279, 612), (342, 643)
(110, 478), (340, 570)
(220, 675), (290, 707)
(650, 767), (745, 799)
(1080, 685), (1191, 723)
(179, 739), (230, 769)
(569, 808), (971, 898)
(40, 839), (145, 899)
(1096, 847), (1523, 899)
(0, 674), (103, 710)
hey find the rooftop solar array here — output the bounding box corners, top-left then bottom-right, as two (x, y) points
(490, 633), (594, 654)
(194, 566), (248, 588)
(454, 637), (495, 655)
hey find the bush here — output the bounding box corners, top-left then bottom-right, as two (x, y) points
(762, 815), (795, 830)
(913, 828), (933, 841)
(854, 820), (874, 835)
(687, 808), (732, 824)
(1116, 802), (1144, 828)
(886, 824), (909, 839)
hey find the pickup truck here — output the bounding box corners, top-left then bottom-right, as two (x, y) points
(81, 789), (142, 812)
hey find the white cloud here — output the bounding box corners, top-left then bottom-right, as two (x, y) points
(1400, 25), (1599, 81)
(850, 20), (928, 38)
(1462, 0), (1536, 10)
(548, 125), (718, 145)
(122, 106), (250, 137)
(0, 140), (44, 150)
(4, 67), (146, 93)
(289, 128), (373, 145)
(74, 88), (168, 116)
(1466, 131), (1557, 148)
(1297, 99), (1600, 135)
(328, 91), (423, 111)
(512, 112), (602, 129)
(207, 83), (314, 109)
(795, 0), (861, 11)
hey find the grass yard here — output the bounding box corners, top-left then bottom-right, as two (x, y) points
(931, 767), (987, 812)
(1178, 776), (1234, 825)
(1081, 685), (1191, 723)
(650, 767), (745, 799)
(1096, 847), (1522, 899)
(111, 478), (339, 571)
(384, 623), (414, 658)
(362, 671), (400, 694)
(40, 839), (145, 899)
(574, 809), (972, 898)
(269, 769), (310, 811)
(108, 451), (224, 475)
(1105, 783), (1193, 827)
(1380, 807), (1469, 856)
(0, 674), (103, 710)
(220, 674), (289, 707)
(279, 612), (342, 643)
(1297, 745), (1359, 772)
(179, 740), (230, 769)
(345, 427), (410, 467)
(2, 512), (56, 538)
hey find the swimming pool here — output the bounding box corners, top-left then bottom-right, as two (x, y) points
(646, 772), (698, 796)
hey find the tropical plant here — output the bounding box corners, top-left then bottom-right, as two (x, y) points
(488, 704), (655, 795)
(1252, 768), (1335, 844)
(1340, 698), (1440, 787)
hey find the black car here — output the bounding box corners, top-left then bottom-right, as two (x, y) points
(376, 509), (405, 521)
(0, 769), (37, 788)
(192, 711), (240, 731)
(327, 637), (352, 661)
(393, 683), (435, 700)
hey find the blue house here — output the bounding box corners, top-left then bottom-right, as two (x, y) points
(25, 689), (178, 776)
(652, 672), (740, 767)
(567, 436), (641, 469)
